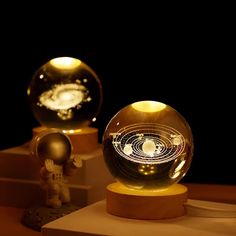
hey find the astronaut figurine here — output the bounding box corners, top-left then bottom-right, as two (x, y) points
(31, 129), (82, 208)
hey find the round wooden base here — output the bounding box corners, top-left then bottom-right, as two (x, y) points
(32, 126), (99, 154)
(106, 182), (188, 220)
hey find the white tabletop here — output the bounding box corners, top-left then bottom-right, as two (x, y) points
(42, 200), (236, 236)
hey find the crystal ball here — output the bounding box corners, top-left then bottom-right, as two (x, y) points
(28, 57), (102, 131)
(103, 101), (194, 190)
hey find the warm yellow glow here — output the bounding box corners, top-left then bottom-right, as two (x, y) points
(138, 164), (157, 175)
(107, 182), (187, 196)
(27, 88), (31, 95)
(50, 57), (81, 70)
(92, 117), (96, 122)
(50, 141), (65, 157)
(60, 92), (74, 101)
(175, 159), (186, 172)
(123, 144), (133, 155)
(171, 135), (183, 145)
(169, 160), (186, 179)
(142, 139), (156, 156)
(62, 129), (82, 134)
(39, 84), (84, 110)
(132, 101), (166, 112)
(171, 171), (181, 179)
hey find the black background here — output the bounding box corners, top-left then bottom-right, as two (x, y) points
(0, 9), (234, 185)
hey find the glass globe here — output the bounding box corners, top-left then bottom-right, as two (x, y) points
(103, 101), (194, 190)
(27, 57), (102, 131)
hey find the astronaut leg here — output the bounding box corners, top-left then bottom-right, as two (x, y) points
(59, 183), (71, 204)
(46, 183), (62, 208)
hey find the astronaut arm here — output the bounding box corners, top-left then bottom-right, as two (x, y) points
(40, 159), (55, 178)
(64, 155), (82, 176)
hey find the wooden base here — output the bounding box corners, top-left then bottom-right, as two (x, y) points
(32, 126), (99, 154)
(106, 182), (188, 220)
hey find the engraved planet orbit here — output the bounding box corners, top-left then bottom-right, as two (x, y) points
(111, 123), (185, 164)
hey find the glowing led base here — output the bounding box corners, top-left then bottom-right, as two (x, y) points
(106, 182), (188, 219)
(107, 181), (187, 196)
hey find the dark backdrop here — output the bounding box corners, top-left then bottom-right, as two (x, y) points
(0, 20), (234, 185)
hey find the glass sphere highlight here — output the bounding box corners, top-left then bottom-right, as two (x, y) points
(28, 57), (102, 131)
(103, 101), (194, 190)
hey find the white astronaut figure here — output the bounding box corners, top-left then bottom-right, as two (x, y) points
(32, 130), (82, 208)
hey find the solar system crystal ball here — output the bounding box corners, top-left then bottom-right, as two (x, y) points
(28, 57), (102, 131)
(103, 101), (194, 190)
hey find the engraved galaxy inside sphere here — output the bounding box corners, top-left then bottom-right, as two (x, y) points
(103, 101), (194, 190)
(28, 57), (102, 131)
